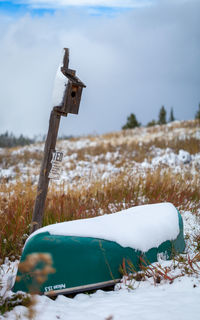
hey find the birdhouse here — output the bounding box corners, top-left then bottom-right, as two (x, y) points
(54, 49), (86, 116)
(61, 69), (86, 115)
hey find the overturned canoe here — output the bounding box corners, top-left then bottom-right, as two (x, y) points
(13, 203), (185, 296)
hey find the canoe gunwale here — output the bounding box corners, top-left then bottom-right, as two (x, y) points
(44, 278), (121, 297)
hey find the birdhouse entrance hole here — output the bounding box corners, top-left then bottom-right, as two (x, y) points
(71, 91), (76, 98)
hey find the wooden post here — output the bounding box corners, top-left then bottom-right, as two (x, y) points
(31, 109), (61, 233)
(30, 48), (86, 234)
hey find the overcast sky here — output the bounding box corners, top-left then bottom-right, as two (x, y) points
(0, 0), (199, 137)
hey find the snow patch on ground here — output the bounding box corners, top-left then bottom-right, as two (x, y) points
(151, 148), (194, 167)
(0, 209), (200, 320)
(0, 121), (199, 319)
(0, 122), (199, 188)
(3, 274), (200, 320)
(0, 259), (18, 298)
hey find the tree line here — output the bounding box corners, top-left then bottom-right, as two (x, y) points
(1, 105), (199, 147)
(0, 132), (73, 148)
(122, 104), (200, 130)
(0, 132), (34, 148)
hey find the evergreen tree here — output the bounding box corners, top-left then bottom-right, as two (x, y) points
(169, 107), (175, 122)
(0, 132), (34, 148)
(147, 120), (157, 127)
(158, 106), (167, 125)
(122, 113), (141, 130)
(195, 103), (200, 123)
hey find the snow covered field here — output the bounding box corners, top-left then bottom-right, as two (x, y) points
(0, 210), (200, 320)
(4, 276), (200, 320)
(0, 120), (200, 319)
(0, 120), (200, 188)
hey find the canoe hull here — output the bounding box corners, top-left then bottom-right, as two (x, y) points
(13, 211), (185, 296)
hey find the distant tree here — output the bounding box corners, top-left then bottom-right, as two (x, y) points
(147, 120), (157, 127)
(122, 113), (141, 130)
(158, 106), (167, 125)
(195, 103), (200, 123)
(169, 107), (175, 122)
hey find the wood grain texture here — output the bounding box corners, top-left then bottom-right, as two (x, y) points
(31, 109), (61, 233)
(31, 48), (86, 234)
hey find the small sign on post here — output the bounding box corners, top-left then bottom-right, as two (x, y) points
(31, 49), (86, 233)
(48, 150), (64, 180)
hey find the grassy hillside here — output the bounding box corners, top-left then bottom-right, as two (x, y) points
(0, 120), (200, 261)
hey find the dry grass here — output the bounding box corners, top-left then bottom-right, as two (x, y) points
(0, 120), (199, 315)
(17, 253), (55, 289)
(149, 137), (200, 155)
(119, 250), (200, 290)
(0, 150), (42, 169)
(0, 292), (31, 315)
(0, 180), (36, 260)
(64, 136), (199, 165)
(64, 126), (200, 164)
(102, 120), (199, 141)
(0, 168), (199, 261)
(0, 120), (199, 261)
(142, 169), (200, 211)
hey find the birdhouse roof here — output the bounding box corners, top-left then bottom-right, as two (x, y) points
(61, 67), (86, 88)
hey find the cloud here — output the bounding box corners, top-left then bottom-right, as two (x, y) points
(0, 1), (199, 137)
(3, 0), (152, 9)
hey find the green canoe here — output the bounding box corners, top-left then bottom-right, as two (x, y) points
(13, 203), (185, 296)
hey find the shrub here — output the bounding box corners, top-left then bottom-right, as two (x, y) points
(195, 103), (200, 123)
(158, 106), (167, 125)
(122, 113), (141, 130)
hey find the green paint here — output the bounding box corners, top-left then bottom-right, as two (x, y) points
(13, 211), (185, 295)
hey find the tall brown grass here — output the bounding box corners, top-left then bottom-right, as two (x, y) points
(0, 150), (42, 169)
(0, 168), (199, 261)
(66, 137), (200, 163)
(0, 120), (199, 261)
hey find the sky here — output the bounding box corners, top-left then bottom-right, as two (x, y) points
(0, 0), (199, 137)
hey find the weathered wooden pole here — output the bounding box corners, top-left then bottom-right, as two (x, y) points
(31, 110), (61, 233)
(31, 48), (86, 233)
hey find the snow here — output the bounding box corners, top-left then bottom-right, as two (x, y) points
(52, 63), (67, 107)
(1, 210), (199, 320)
(0, 168), (15, 179)
(0, 122), (199, 187)
(151, 148), (193, 167)
(0, 121), (200, 319)
(28, 203), (179, 252)
(181, 210), (200, 254)
(0, 259), (18, 298)
(178, 149), (192, 164)
(2, 272), (200, 320)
